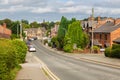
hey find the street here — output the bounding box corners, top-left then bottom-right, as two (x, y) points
(32, 40), (120, 80)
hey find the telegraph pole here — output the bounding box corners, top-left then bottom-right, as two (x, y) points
(91, 8), (94, 53)
(20, 22), (23, 40)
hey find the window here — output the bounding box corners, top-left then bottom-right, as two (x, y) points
(105, 34), (107, 40)
(100, 34), (102, 39)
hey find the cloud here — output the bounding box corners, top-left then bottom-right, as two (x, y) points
(64, 0), (75, 7)
(31, 7), (54, 13)
(0, 0), (8, 4)
(0, 5), (30, 12)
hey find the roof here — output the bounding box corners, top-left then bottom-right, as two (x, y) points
(113, 37), (120, 43)
(94, 22), (120, 33)
(81, 21), (97, 28)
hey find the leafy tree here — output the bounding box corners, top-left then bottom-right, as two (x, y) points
(21, 19), (29, 24)
(30, 21), (40, 28)
(40, 22), (49, 30)
(64, 21), (89, 51)
(49, 21), (55, 29)
(1, 18), (12, 29)
(57, 16), (70, 49)
(22, 23), (30, 29)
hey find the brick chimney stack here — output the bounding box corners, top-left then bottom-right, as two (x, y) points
(3, 23), (6, 28)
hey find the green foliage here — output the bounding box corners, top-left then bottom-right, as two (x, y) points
(51, 36), (59, 48)
(112, 44), (120, 49)
(30, 21), (40, 28)
(0, 39), (27, 80)
(104, 47), (112, 57)
(12, 40), (27, 63)
(104, 44), (120, 58)
(63, 44), (73, 53)
(92, 46), (100, 53)
(64, 21), (89, 52)
(57, 16), (71, 49)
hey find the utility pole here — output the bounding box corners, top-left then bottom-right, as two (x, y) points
(20, 22), (23, 40)
(91, 8), (94, 53)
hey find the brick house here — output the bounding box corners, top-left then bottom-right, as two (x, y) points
(25, 28), (44, 39)
(81, 16), (115, 33)
(50, 24), (59, 38)
(93, 19), (120, 48)
(0, 23), (11, 38)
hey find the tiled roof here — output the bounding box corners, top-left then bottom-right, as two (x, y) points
(113, 37), (120, 43)
(94, 22), (120, 33)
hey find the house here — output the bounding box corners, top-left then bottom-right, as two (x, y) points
(81, 16), (114, 33)
(25, 28), (43, 39)
(50, 24), (59, 38)
(93, 18), (120, 48)
(0, 23), (11, 39)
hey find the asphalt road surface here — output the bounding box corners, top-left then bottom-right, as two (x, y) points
(32, 40), (120, 80)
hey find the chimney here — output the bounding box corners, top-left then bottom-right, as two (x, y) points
(114, 19), (118, 25)
(3, 23), (6, 28)
(97, 16), (101, 24)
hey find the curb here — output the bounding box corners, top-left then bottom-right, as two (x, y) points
(33, 55), (60, 80)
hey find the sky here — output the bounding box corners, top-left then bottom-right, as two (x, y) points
(0, 0), (120, 22)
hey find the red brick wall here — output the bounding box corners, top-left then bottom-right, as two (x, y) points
(0, 24), (11, 38)
(111, 28), (120, 46)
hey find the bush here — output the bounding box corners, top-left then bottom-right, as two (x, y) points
(104, 44), (120, 58)
(111, 49), (120, 58)
(63, 44), (73, 53)
(112, 44), (120, 49)
(12, 40), (27, 63)
(92, 46), (100, 53)
(0, 39), (27, 80)
(104, 47), (112, 57)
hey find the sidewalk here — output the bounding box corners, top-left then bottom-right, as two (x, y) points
(15, 52), (49, 80)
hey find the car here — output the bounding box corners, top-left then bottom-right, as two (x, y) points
(28, 45), (36, 52)
(33, 37), (37, 40)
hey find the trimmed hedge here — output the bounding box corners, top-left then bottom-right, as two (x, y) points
(104, 44), (120, 58)
(0, 39), (27, 80)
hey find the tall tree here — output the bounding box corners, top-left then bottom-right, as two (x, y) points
(64, 21), (89, 49)
(57, 16), (69, 49)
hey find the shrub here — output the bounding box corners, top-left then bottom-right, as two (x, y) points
(112, 44), (120, 49)
(63, 44), (73, 53)
(12, 40), (27, 63)
(104, 47), (112, 57)
(111, 48), (120, 58)
(0, 39), (27, 80)
(92, 46), (100, 53)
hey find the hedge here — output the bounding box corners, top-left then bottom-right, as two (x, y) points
(0, 39), (27, 80)
(104, 44), (120, 58)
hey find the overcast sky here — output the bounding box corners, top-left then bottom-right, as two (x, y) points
(0, 0), (120, 22)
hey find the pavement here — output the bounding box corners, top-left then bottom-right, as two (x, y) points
(15, 52), (49, 80)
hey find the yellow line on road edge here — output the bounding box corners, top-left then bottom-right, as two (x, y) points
(34, 56), (60, 80)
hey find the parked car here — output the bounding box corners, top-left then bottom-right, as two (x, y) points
(28, 38), (34, 41)
(28, 45), (36, 52)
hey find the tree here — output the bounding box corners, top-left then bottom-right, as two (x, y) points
(30, 21), (40, 28)
(49, 21), (55, 29)
(2, 18), (12, 29)
(64, 21), (89, 51)
(57, 16), (69, 49)
(21, 19), (29, 24)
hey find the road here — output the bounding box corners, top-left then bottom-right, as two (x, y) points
(32, 40), (120, 80)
